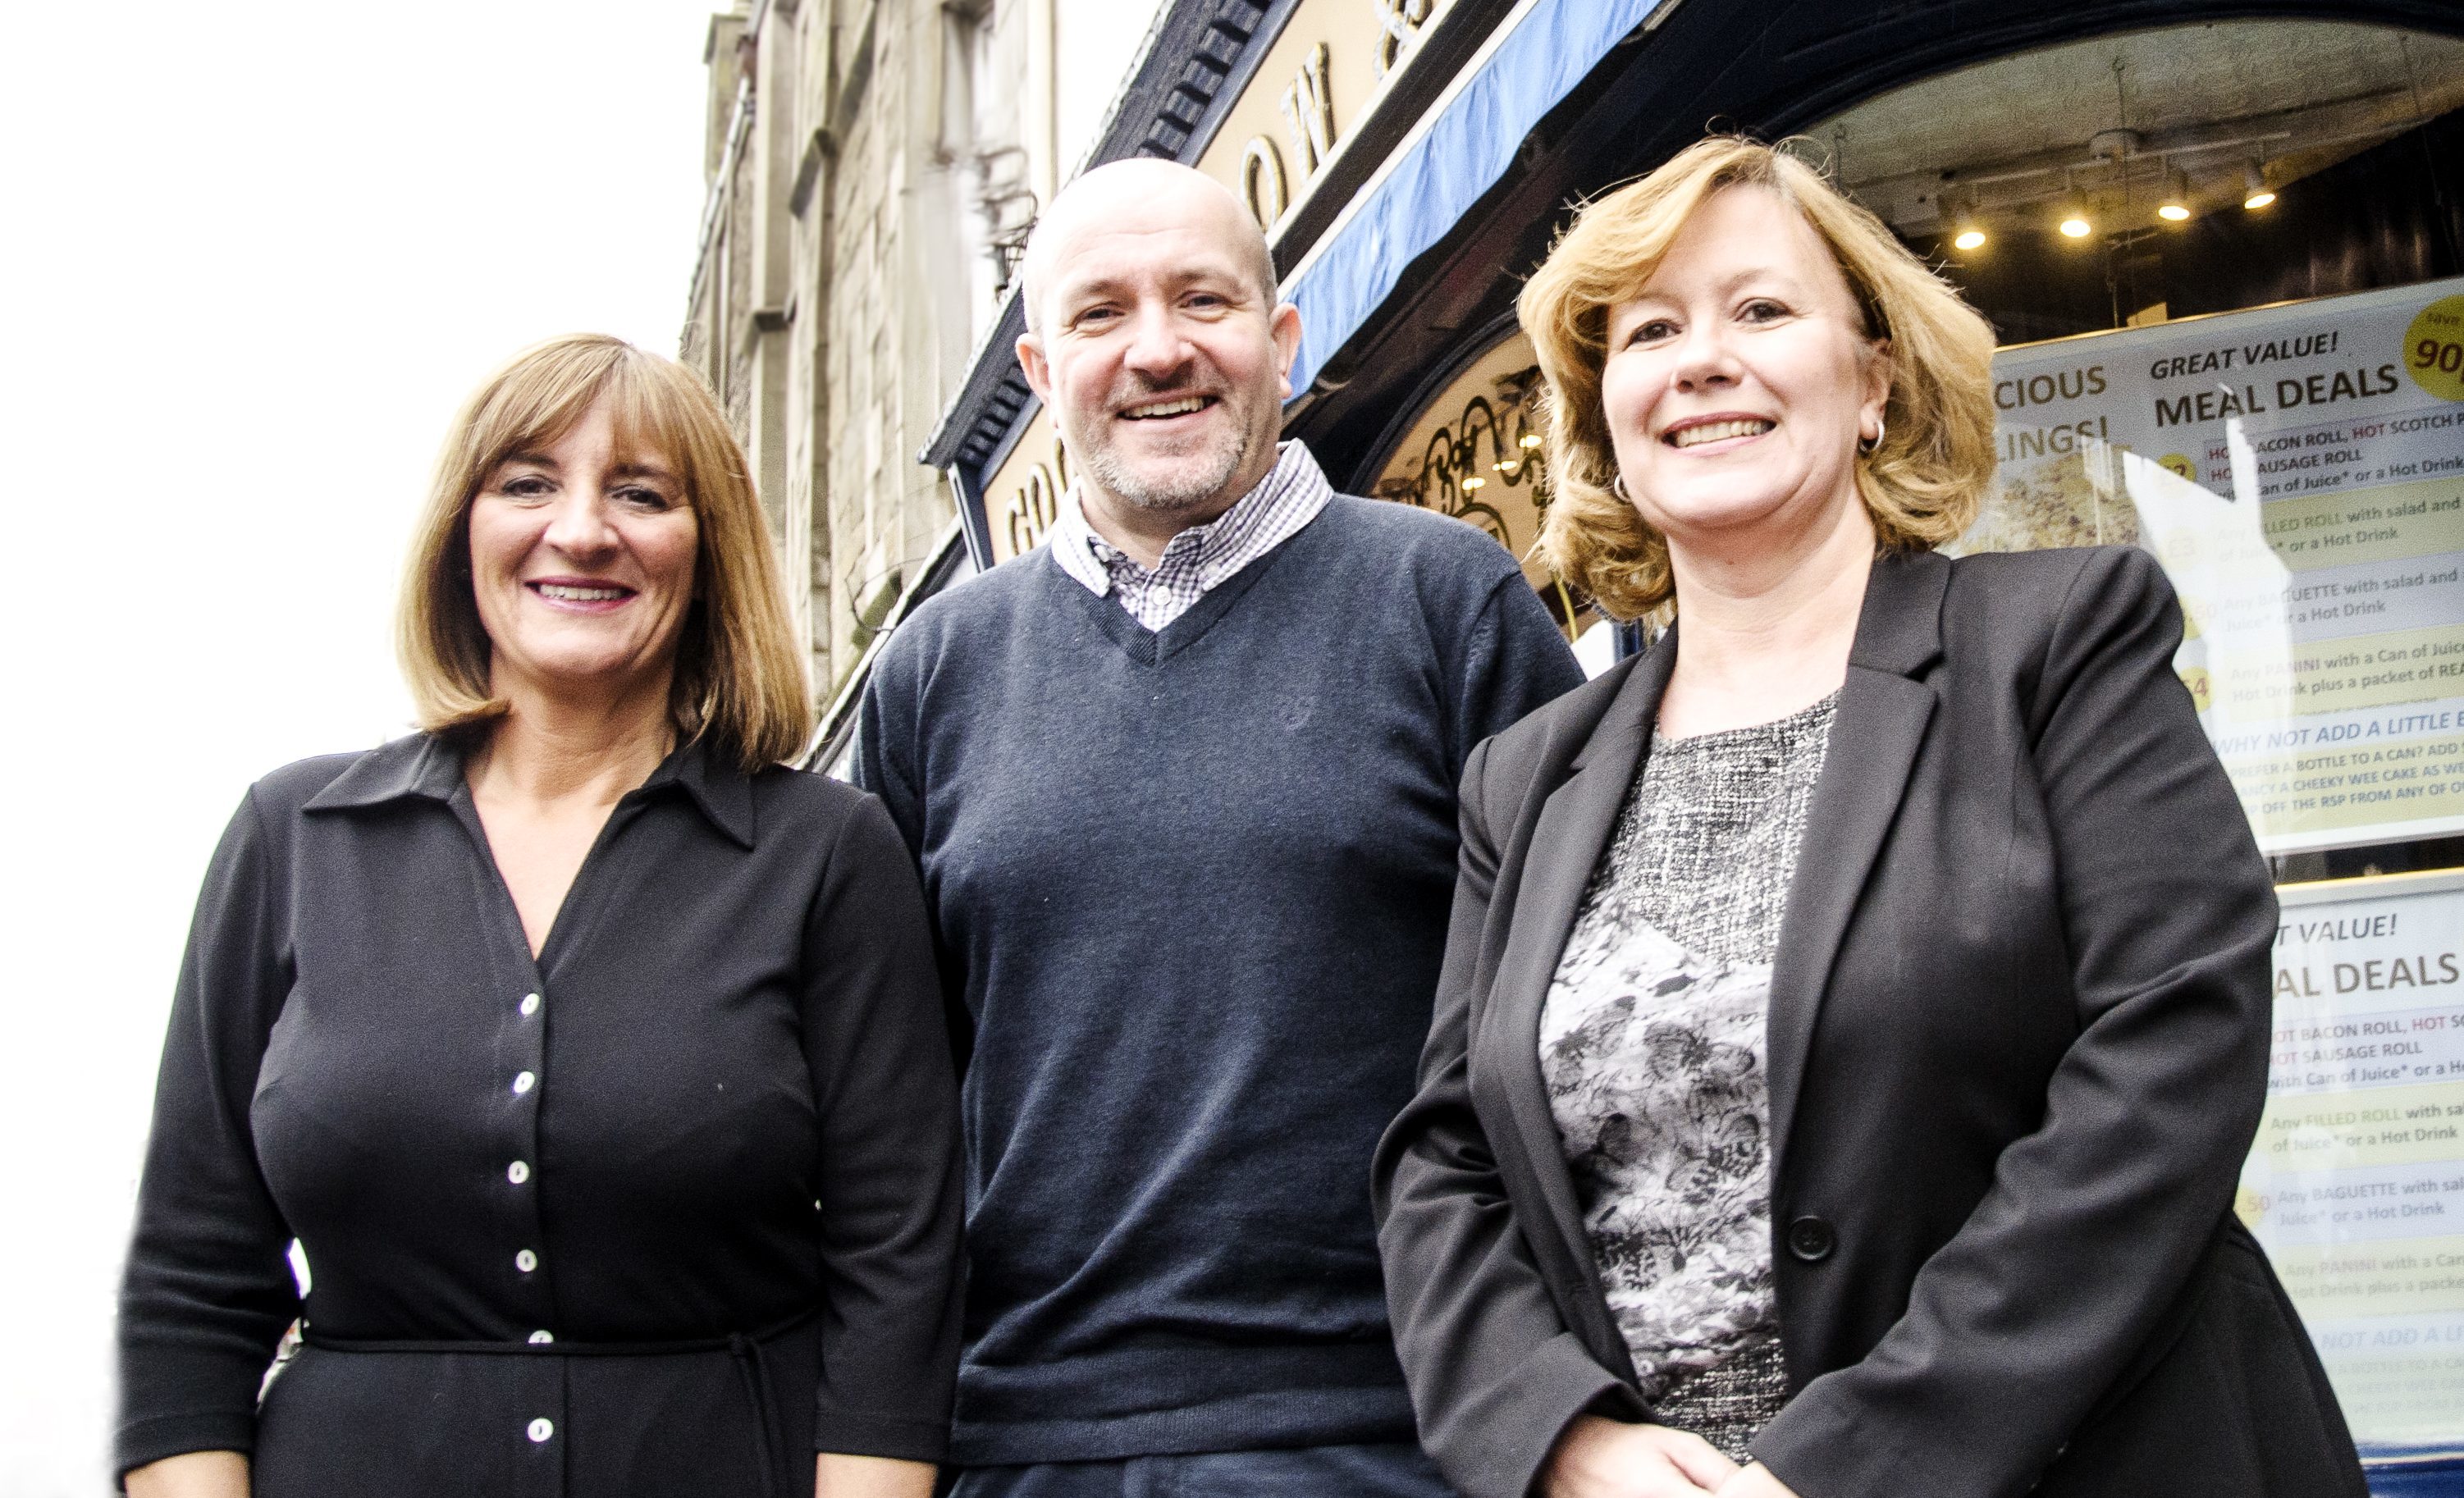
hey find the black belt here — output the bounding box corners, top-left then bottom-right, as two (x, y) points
(302, 1309), (816, 1498)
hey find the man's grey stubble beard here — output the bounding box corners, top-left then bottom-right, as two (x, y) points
(1081, 406), (1254, 514)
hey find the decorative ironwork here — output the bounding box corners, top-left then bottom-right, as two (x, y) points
(1374, 363), (1549, 547)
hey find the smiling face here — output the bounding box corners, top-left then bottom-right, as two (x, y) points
(1599, 185), (1890, 553)
(1017, 162), (1301, 524)
(467, 395), (700, 707)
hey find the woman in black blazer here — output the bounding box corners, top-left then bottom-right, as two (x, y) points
(1371, 139), (2366, 1498)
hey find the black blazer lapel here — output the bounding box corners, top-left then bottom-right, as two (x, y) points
(1477, 636), (1677, 1375)
(1767, 550), (1951, 1172)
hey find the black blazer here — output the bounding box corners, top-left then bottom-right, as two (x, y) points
(1372, 546), (2366, 1498)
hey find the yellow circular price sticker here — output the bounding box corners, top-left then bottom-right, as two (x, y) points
(2404, 295), (2464, 401)
(2178, 665), (2214, 713)
(2157, 453), (2196, 482)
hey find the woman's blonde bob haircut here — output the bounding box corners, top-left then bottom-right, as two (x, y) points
(1519, 135), (1999, 620)
(397, 334), (813, 770)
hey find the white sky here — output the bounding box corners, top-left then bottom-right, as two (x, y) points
(0, 2), (725, 1488)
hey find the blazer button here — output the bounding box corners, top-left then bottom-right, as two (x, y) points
(1786, 1216), (1836, 1263)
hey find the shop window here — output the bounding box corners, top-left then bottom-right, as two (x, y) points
(1366, 328), (1600, 646)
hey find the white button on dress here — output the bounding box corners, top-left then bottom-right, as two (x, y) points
(527, 1329), (554, 1345)
(507, 1161), (530, 1185)
(527, 1417), (554, 1442)
(515, 1249), (538, 1273)
(513, 1071), (536, 1095)
(519, 992), (541, 1016)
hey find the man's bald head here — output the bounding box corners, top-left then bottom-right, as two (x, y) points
(1017, 158), (1278, 336)
(1010, 156), (1304, 547)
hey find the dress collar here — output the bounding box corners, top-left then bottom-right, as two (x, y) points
(304, 728), (757, 848)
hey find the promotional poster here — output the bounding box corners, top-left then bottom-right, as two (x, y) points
(1961, 276), (2464, 854)
(2240, 872), (2464, 1457)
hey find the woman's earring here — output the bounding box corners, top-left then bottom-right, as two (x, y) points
(1858, 417), (1886, 455)
(1612, 474), (1632, 501)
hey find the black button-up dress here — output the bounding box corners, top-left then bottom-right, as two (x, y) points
(117, 733), (962, 1496)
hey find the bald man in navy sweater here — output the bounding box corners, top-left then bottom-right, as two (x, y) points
(858, 159), (1583, 1498)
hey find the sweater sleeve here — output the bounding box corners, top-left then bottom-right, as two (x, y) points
(1750, 547), (2279, 1498)
(1449, 574), (1588, 774)
(800, 793), (966, 1463)
(851, 641), (976, 1075)
(853, 646), (926, 858)
(117, 788), (303, 1479)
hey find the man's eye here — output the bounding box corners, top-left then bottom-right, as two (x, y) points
(1073, 307), (1118, 327)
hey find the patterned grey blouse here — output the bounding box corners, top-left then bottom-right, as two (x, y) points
(1538, 692), (1838, 1460)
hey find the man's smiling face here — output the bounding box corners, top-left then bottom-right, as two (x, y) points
(1017, 162), (1301, 527)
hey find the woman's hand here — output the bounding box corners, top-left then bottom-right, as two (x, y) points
(1544, 1414), (1741, 1497)
(1717, 1463), (1803, 1498)
(814, 1453), (936, 1498)
(122, 1450), (249, 1498)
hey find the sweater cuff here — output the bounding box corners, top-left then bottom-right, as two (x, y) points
(814, 1405), (952, 1465)
(117, 1410), (256, 1487)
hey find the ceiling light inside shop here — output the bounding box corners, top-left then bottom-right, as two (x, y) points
(2156, 169), (2192, 222)
(1811, 23), (2464, 247)
(2057, 192), (2093, 238)
(2243, 162), (2276, 210)
(1950, 195), (1987, 250)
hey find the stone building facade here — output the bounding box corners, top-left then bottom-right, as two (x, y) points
(679, 0), (1165, 735)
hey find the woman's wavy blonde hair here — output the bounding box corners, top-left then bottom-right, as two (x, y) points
(397, 334), (813, 770)
(1519, 135), (1999, 620)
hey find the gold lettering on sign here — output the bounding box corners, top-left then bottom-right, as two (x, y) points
(1241, 42), (1342, 232)
(1209, 1), (1451, 234)
(1278, 43), (1337, 175)
(1006, 446), (1072, 557)
(1241, 137), (1289, 232)
(1374, 0), (1436, 76)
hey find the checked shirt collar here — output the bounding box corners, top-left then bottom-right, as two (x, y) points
(1047, 441), (1333, 631)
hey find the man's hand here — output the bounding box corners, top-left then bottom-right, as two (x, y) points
(1543, 1414), (1741, 1497)
(1717, 1463), (1803, 1498)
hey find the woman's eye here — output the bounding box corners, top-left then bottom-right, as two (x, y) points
(617, 486), (674, 510)
(500, 475), (551, 500)
(1739, 299), (1788, 322)
(1626, 318), (1677, 345)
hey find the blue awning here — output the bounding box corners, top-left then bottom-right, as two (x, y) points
(1283, 0), (1669, 393)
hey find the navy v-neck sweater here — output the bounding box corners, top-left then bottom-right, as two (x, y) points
(858, 494), (1584, 1464)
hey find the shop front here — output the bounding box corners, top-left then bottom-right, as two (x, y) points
(913, 2), (2464, 1486)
